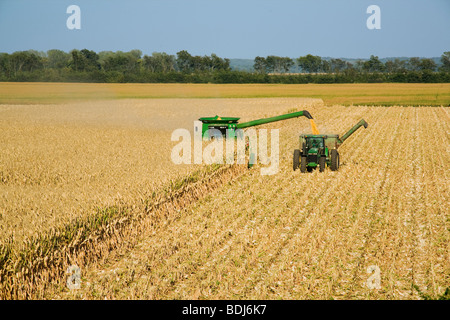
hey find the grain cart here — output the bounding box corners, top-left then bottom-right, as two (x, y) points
(293, 119), (368, 172)
(198, 110), (314, 139)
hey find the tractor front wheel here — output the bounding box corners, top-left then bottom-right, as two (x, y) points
(300, 156), (307, 173)
(293, 149), (300, 171)
(330, 149), (339, 171)
(319, 156), (326, 172)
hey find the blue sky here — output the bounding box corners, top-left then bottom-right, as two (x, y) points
(0, 0), (449, 59)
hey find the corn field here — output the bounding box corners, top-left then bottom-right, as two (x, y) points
(0, 97), (448, 299)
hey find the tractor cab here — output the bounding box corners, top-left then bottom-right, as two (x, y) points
(303, 135), (327, 168)
(294, 134), (329, 173)
(302, 135), (327, 158)
(306, 136), (325, 154)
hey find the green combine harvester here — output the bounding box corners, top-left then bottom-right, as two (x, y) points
(198, 110), (314, 169)
(198, 110), (313, 139)
(293, 119), (369, 172)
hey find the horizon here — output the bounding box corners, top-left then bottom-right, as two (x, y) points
(0, 48), (447, 61)
(0, 0), (449, 60)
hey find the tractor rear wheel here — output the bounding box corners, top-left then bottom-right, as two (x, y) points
(319, 156), (326, 172)
(293, 149), (300, 171)
(330, 149), (339, 171)
(300, 156), (307, 173)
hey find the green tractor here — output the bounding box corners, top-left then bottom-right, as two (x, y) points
(293, 119), (368, 172)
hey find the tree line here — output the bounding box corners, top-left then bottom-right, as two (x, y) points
(0, 49), (449, 83)
(255, 53), (450, 74)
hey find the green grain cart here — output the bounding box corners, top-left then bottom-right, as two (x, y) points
(293, 119), (369, 172)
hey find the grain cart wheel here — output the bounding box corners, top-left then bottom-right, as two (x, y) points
(330, 149), (339, 171)
(319, 156), (326, 172)
(293, 149), (300, 171)
(300, 156), (307, 173)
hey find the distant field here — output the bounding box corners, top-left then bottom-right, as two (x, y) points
(0, 82), (449, 106)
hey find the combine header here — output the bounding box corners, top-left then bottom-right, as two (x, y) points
(293, 119), (369, 172)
